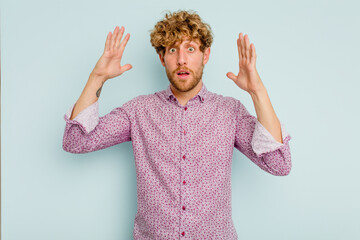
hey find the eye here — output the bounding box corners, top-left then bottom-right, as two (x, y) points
(188, 47), (195, 52)
(169, 48), (176, 53)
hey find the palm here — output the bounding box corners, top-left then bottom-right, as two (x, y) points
(93, 26), (132, 80)
(227, 33), (263, 93)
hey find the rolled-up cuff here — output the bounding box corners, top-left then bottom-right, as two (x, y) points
(251, 120), (291, 157)
(64, 101), (99, 134)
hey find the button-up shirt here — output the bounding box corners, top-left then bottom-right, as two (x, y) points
(63, 83), (292, 239)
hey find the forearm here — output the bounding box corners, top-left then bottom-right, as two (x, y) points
(70, 72), (107, 120)
(63, 100), (132, 154)
(249, 87), (283, 143)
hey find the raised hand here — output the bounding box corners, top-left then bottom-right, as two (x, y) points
(92, 26), (132, 81)
(226, 33), (265, 94)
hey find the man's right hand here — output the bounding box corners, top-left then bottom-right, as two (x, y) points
(68, 26), (132, 120)
(92, 26), (132, 81)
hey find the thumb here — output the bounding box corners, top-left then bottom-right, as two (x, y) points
(226, 72), (237, 82)
(121, 64), (133, 74)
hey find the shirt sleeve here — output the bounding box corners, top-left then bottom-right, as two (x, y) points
(234, 100), (292, 176)
(251, 120), (290, 156)
(62, 100), (131, 154)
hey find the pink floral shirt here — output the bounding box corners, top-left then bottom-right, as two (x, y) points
(63, 84), (292, 239)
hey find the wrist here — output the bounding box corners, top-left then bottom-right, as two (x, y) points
(249, 85), (267, 99)
(89, 71), (108, 84)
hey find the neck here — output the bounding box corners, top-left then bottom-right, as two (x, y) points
(170, 80), (203, 106)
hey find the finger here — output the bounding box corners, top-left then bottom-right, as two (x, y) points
(115, 26), (125, 49)
(226, 72), (237, 82)
(104, 32), (112, 52)
(119, 33), (130, 56)
(237, 36), (242, 60)
(238, 33), (243, 59)
(244, 34), (250, 59)
(240, 33), (246, 59)
(251, 43), (257, 62)
(110, 26), (119, 50)
(120, 64), (133, 74)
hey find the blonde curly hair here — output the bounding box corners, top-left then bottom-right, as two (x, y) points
(150, 10), (213, 56)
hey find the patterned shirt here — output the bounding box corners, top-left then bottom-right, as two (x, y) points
(63, 83), (292, 239)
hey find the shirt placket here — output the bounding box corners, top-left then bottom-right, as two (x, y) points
(179, 104), (189, 238)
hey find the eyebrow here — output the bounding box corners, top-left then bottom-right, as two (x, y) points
(169, 42), (197, 49)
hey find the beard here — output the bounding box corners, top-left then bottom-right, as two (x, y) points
(165, 64), (204, 92)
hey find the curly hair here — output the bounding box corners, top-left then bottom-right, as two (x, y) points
(150, 10), (213, 56)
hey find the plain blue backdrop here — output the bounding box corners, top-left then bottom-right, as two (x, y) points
(2, 0), (360, 239)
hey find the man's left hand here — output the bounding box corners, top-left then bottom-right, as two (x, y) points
(227, 33), (265, 94)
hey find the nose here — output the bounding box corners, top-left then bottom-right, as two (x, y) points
(177, 48), (187, 66)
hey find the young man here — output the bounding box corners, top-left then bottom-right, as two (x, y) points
(63, 10), (292, 239)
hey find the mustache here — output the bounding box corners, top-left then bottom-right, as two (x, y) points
(172, 67), (194, 75)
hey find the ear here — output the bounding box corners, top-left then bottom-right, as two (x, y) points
(203, 47), (211, 65)
(159, 53), (166, 67)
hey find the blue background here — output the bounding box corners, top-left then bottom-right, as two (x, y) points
(2, 0), (360, 239)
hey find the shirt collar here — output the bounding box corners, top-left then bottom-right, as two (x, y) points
(166, 83), (208, 103)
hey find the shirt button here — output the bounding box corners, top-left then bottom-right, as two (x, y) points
(182, 206), (186, 210)
(184, 107), (188, 111)
(181, 231), (185, 236)
(183, 180), (186, 185)
(182, 155), (186, 160)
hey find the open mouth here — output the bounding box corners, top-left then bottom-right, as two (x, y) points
(176, 70), (190, 76)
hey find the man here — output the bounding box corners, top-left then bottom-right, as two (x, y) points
(63, 10), (292, 239)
